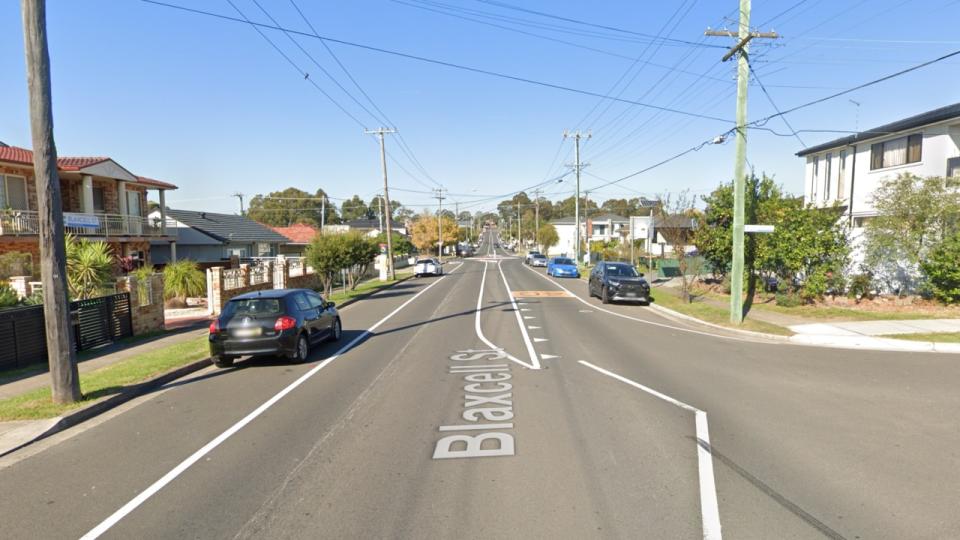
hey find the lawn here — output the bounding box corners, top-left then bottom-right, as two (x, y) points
(887, 332), (960, 343)
(653, 287), (794, 336)
(0, 335), (209, 421)
(327, 275), (410, 305)
(701, 290), (960, 322)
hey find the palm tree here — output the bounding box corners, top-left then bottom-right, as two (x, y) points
(65, 235), (114, 300)
(163, 260), (205, 308)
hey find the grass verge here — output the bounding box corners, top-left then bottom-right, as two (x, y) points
(327, 275), (409, 305)
(701, 290), (960, 322)
(886, 332), (960, 343)
(653, 287), (794, 336)
(0, 335), (209, 421)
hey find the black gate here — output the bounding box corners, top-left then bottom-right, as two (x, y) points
(0, 292), (134, 372)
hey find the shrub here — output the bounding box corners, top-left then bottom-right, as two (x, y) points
(22, 291), (43, 306)
(775, 292), (802, 307)
(921, 232), (960, 304)
(66, 235), (115, 300)
(848, 273), (874, 303)
(800, 270), (828, 303)
(163, 260), (205, 304)
(0, 283), (19, 308)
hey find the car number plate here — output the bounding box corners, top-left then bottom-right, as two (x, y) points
(234, 327), (262, 338)
(625, 292), (637, 297)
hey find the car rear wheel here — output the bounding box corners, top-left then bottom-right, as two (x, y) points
(213, 355), (235, 368)
(294, 334), (309, 363)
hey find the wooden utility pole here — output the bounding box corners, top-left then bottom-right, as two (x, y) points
(706, 2), (778, 324)
(563, 130), (590, 264)
(21, 0), (80, 403)
(366, 128), (397, 279)
(433, 188), (446, 262)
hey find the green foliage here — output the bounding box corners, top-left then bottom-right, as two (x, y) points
(341, 232), (379, 290)
(247, 187), (338, 227)
(0, 283), (19, 308)
(340, 194), (370, 222)
(375, 231), (414, 256)
(538, 223), (559, 253)
(0, 252), (34, 279)
(864, 174), (960, 294)
(800, 269), (828, 303)
(775, 292), (803, 307)
(22, 291), (43, 306)
(848, 273), (874, 302)
(921, 232), (960, 304)
(163, 260), (205, 302)
(306, 233), (351, 298)
(66, 235), (115, 300)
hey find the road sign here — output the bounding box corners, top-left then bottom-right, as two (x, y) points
(744, 224), (775, 233)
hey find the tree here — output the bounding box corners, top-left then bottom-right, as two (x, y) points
(306, 233), (350, 298)
(340, 195), (369, 222)
(162, 260), (206, 307)
(864, 174), (960, 294)
(247, 187), (338, 227)
(341, 232), (379, 290)
(552, 195), (599, 218)
(655, 191), (700, 302)
(410, 213), (458, 255)
(921, 231), (960, 304)
(369, 195), (402, 221)
(376, 231), (414, 256)
(65, 236), (114, 300)
(538, 223), (559, 253)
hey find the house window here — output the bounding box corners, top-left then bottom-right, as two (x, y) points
(595, 224), (607, 236)
(824, 152), (833, 200)
(838, 150), (847, 198)
(948, 157), (960, 178)
(92, 187), (105, 212)
(853, 216), (875, 228)
(870, 133), (922, 170)
(811, 156), (819, 200)
(0, 175), (29, 210)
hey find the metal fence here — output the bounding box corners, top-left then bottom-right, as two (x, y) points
(249, 264), (270, 285)
(0, 210), (172, 238)
(0, 292), (133, 372)
(223, 268), (244, 290)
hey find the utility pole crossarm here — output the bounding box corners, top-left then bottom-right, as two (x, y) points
(704, 29), (779, 62)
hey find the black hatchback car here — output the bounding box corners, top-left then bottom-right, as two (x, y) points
(588, 262), (651, 305)
(208, 289), (341, 368)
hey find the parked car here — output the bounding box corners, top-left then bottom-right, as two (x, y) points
(414, 258), (443, 277)
(588, 262), (651, 305)
(530, 254), (548, 267)
(524, 250), (542, 265)
(208, 289), (341, 368)
(547, 257), (580, 278)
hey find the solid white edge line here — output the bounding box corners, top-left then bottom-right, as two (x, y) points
(496, 260), (541, 370)
(474, 259), (536, 370)
(578, 360), (721, 540)
(521, 263), (755, 343)
(80, 262), (464, 540)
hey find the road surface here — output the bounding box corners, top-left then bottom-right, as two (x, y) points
(1, 229), (958, 539)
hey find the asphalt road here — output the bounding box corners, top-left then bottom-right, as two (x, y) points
(2, 228), (959, 539)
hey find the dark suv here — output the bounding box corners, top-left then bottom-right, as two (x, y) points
(588, 262), (651, 305)
(208, 289), (341, 367)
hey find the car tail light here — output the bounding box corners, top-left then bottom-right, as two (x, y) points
(274, 316), (297, 332)
(209, 320), (219, 334)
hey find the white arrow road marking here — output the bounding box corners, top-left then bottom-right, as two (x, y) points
(578, 361), (722, 540)
(540, 354), (560, 360)
(474, 260), (538, 370)
(496, 260), (541, 370)
(533, 337), (548, 342)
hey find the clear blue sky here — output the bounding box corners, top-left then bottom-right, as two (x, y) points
(1, 0), (958, 215)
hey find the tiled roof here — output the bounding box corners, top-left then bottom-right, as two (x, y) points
(166, 209), (289, 244)
(797, 101), (960, 157)
(588, 213), (629, 223)
(271, 223), (318, 244)
(0, 145), (178, 189)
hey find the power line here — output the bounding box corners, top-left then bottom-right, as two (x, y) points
(747, 62), (805, 147)
(140, 0), (732, 123)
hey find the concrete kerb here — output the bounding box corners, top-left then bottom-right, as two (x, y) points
(647, 299), (960, 354)
(0, 273), (418, 458)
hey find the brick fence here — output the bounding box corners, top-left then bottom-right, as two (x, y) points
(206, 256), (317, 315)
(115, 274), (166, 335)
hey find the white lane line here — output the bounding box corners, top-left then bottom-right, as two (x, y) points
(474, 260), (538, 370)
(81, 263), (464, 539)
(540, 354), (560, 360)
(496, 260), (542, 370)
(533, 337), (548, 343)
(578, 360), (722, 540)
(527, 326), (541, 330)
(523, 316), (535, 320)
(522, 264), (756, 343)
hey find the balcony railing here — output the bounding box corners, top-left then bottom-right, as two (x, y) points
(0, 210), (175, 238)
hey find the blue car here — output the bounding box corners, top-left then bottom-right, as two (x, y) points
(547, 257), (580, 278)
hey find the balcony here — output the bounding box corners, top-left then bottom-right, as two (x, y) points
(0, 210), (175, 238)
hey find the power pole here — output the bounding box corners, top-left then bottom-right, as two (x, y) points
(433, 188), (446, 262)
(366, 128), (397, 279)
(584, 189), (591, 263)
(516, 199), (521, 249)
(706, 3), (778, 324)
(533, 188), (541, 249)
(21, 0), (80, 403)
(232, 192), (245, 215)
(564, 130), (591, 264)
(320, 195), (326, 230)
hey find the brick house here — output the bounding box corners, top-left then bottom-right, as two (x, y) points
(0, 143), (177, 271)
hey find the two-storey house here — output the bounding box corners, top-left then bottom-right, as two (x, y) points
(0, 143), (177, 270)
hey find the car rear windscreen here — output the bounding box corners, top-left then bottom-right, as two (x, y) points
(223, 298), (282, 318)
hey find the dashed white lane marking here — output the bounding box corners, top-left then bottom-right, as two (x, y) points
(578, 361), (722, 540)
(540, 354), (560, 360)
(496, 260), (542, 370)
(533, 338), (548, 343)
(520, 308), (531, 312)
(80, 263), (465, 540)
(474, 259), (539, 370)
(523, 316), (535, 320)
(527, 326), (541, 330)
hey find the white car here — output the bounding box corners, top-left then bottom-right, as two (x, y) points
(414, 258), (443, 277)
